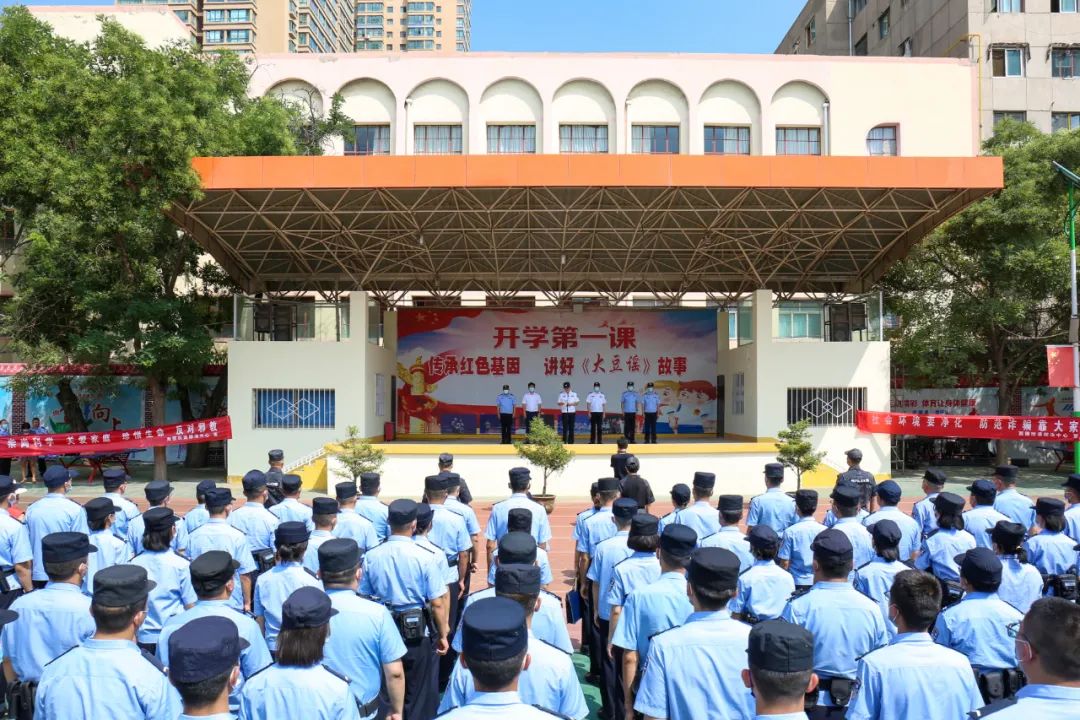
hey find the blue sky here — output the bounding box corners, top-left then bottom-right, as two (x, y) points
(3, 0), (808, 53)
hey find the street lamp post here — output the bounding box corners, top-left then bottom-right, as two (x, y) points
(1052, 161), (1080, 474)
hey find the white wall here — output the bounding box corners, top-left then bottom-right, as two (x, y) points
(479, 78), (544, 153)
(406, 79), (470, 154)
(699, 80), (762, 155)
(626, 80), (690, 153)
(550, 79), (617, 153)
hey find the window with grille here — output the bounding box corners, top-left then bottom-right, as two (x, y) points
(345, 125), (391, 155)
(559, 125), (609, 153)
(867, 125), (897, 156)
(414, 124), (462, 154)
(631, 125), (679, 154)
(787, 387), (866, 426)
(1052, 48), (1079, 78)
(704, 126), (750, 155)
(254, 389), (336, 429)
(487, 125), (536, 154)
(776, 127), (821, 155)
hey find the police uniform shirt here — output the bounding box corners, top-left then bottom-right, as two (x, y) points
(674, 501), (721, 540)
(333, 508), (379, 551)
(445, 495), (481, 536)
(487, 547), (554, 585)
(634, 609), (754, 720)
(578, 507), (615, 555)
(25, 495), (90, 582)
(837, 467), (876, 507)
(642, 391), (660, 413)
(253, 563), (321, 651)
(436, 691), (570, 720)
(586, 391), (606, 413)
(863, 506), (922, 560)
(993, 489), (1036, 529)
(439, 632), (588, 720)
(452, 586), (572, 654)
(354, 497), (390, 541)
(621, 390), (639, 413)
(34, 638), (182, 720)
(429, 504), (472, 565)
(730, 560), (796, 621)
(485, 495), (553, 546)
(237, 662), (361, 720)
(157, 599), (273, 710)
(269, 498), (314, 533)
(522, 391), (543, 413)
(845, 632), (984, 720)
(128, 512), (189, 556)
(415, 535), (457, 585)
(962, 506), (1011, 549)
(699, 527), (754, 573)
(853, 557), (909, 637)
(302, 529), (336, 575)
(1022, 530), (1076, 576)
(997, 556), (1044, 613)
(933, 591), (1023, 671)
(912, 493), (941, 539)
(605, 552), (661, 612)
(359, 535), (448, 611)
(573, 506), (600, 551)
(823, 507), (869, 529)
(656, 509), (683, 536)
(968, 684), (1080, 719)
(781, 582), (888, 697)
(831, 517), (875, 571)
(324, 588), (408, 709)
(777, 516), (829, 586)
(1065, 503), (1080, 541)
(586, 531), (633, 621)
(187, 519), (258, 610)
(497, 391), (516, 415)
(558, 391), (579, 413)
(102, 491), (140, 539)
(85, 528), (133, 593)
(746, 488), (797, 534)
(184, 506), (210, 535)
(131, 549), (197, 644)
(227, 502), (280, 551)
(2, 582), (94, 682)
(914, 528), (977, 582)
(0, 506), (33, 570)
(610, 572), (693, 658)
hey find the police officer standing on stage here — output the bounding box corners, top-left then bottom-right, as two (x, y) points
(837, 448), (876, 512)
(587, 382), (607, 444)
(641, 382), (660, 444)
(558, 382), (580, 444)
(621, 382), (639, 443)
(521, 382), (543, 434)
(360, 499), (451, 720)
(496, 385), (516, 445)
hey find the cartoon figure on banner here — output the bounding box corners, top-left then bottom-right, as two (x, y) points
(676, 380), (718, 434)
(396, 355), (442, 433)
(654, 380), (681, 433)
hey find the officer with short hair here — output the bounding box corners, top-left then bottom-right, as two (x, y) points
(360, 499), (451, 720)
(165, 615), (247, 719)
(911, 468), (947, 539)
(677, 472), (721, 540)
(335, 481), (380, 550)
(521, 382), (543, 433)
(657, 483), (690, 535)
(264, 449), (286, 510)
(700, 494), (753, 572)
(586, 382), (607, 444)
(156, 550), (273, 713)
(1023, 497), (1076, 580)
(829, 484), (875, 570)
(303, 497), (340, 574)
(484, 467), (552, 553)
(355, 472), (390, 540)
(741, 620), (818, 720)
(915, 492), (977, 604)
(935, 547), (1025, 704)
(269, 474), (313, 532)
(558, 381), (580, 444)
(83, 498), (132, 591)
(611, 438), (631, 481)
(128, 480), (189, 556)
(621, 382), (639, 443)
(254, 521), (320, 654)
(100, 468), (141, 540)
(496, 384), (516, 444)
(863, 480), (921, 562)
(993, 464), (1036, 530)
(853, 519), (909, 637)
(183, 479), (218, 535)
(635, 547), (755, 720)
(319, 538), (407, 720)
(641, 382), (660, 444)
(130, 507), (196, 654)
(747, 463), (797, 534)
(25, 466), (86, 588)
(963, 479), (1010, 549)
(777, 490), (826, 593)
(992, 521), (1044, 613)
(229, 471), (281, 556)
(837, 448), (876, 512)
(0, 475), (33, 597)
(1063, 473), (1080, 541)
(731, 525), (795, 623)
(186, 487), (257, 612)
(589, 497), (637, 720)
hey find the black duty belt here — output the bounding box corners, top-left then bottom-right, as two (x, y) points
(357, 696), (379, 717)
(819, 676), (854, 707)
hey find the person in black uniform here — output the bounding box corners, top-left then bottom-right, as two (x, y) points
(264, 449), (285, 510)
(837, 448), (876, 512)
(610, 438), (631, 481)
(437, 453), (472, 506)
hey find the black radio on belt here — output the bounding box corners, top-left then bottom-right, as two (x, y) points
(447, 554), (459, 569)
(0, 566), (18, 594)
(939, 578), (964, 609)
(252, 548), (276, 574)
(1046, 573), (1079, 601)
(394, 608), (427, 642)
(819, 677), (854, 707)
(976, 668), (1025, 703)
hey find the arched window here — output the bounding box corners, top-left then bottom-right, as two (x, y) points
(867, 125), (898, 156)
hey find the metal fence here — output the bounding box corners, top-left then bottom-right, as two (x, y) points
(787, 387), (866, 426)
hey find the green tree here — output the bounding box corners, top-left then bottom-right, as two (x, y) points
(775, 419), (825, 490)
(514, 417), (573, 497)
(333, 425), (386, 482)
(883, 120), (1075, 462)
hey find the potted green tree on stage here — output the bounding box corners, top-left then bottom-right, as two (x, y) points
(334, 425), (386, 482)
(775, 419), (826, 491)
(514, 416), (573, 514)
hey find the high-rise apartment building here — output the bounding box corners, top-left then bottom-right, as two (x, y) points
(114, 0), (471, 54)
(776, 0), (1080, 138)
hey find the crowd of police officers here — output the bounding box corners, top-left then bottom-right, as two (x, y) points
(0, 446), (1076, 719)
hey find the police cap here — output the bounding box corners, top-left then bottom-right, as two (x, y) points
(275, 521), (309, 545)
(318, 538), (361, 574)
(242, 470), (268, 491)
(1062, 474), (1080, 493)
(312, 497), (339, 516)
(597, 477), (619, 493)
(794, 489), (818, 514)
(144, 481), (173, 503)
(811, 528), (853, 562)
(204, 487), (234, 508)
(990, 520), (1026, 547)
(415, 503), (433, 531)
(0, 476), (20, 496)
(693, 471), (716, 490)
(562, 382), (571, 389)
(933, 492), (966, 515)
(281, 474), (303, 492)
(359, 472), (380, 494)
(923, 468), (947, 486)
(143, 506), (181, 532)
(194, 479), (217, 498)
(168, 615), (249, 683)
(613, 497), (639, 520)
(461, 597), (528, 661)
(660, 524), (697, 557)
(845, 448), (863, 463)
(955, 547), (1002, 586)
(670, 483), (691, 505)
(388, 499), (418, 526)
(102, 468), (130, 490)
(830, 484), (861, 508)
(507, 508), (533, 532)
(869, 519), (902, 548)
(335, 481), (358, 501)
(688, 547), (740, 593)
(497, 531), (537, 565)
(874, 480), (902, 504)
(438, 453), (454, 466)
(93, 564), (156, 607)
(747, 619), (814, 672)
(745, 524), (780, 550)
(42, 532), (96, 563)
(718, 495), (743, 513)
(424, 475), (447, 492)
(268, 449), (284, 463)
(494, 564), (541, 596)
(1036, 497), (1066, 517)
(189, 550), (239, 595)
(967, 479), (997, 499)
(42, 466), (77, 488)
(993, 464), (1019, 481)
(83, 497), (119, 524)
(630, 513), (659, 538)
(764, 463), (785, 481)
(442, 472), (462, 489)
(281, 586), (337, 630)
(509, 467), (531, 483)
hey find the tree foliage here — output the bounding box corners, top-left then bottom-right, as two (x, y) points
(333, 425), (386, 482)
(775, 419), (825, 490)
(514, 417), (574, 496)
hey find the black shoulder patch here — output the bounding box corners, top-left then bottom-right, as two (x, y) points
(246, 663), (272, 681)
(533, 636), (571, 655)
(42, 645), (78, 667)
(856, 560), (873, 571)
(540, 588), (563, 604)
(925, 529), (940, 539)
(533, 705), (572, 719)
(303, 567), (318, 579)
(132, 551), (145, 559)
(321, 664), (350, 683)
(647, 623), (679, 641)
(414, 542), (436, 555)
(140, 647), (166, 674)
(968, 697), (1019, 719)
(699, 532), (718, 544)
(173, 551), (191, 562)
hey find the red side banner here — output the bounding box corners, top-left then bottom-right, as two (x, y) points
(857, 410), (1080, 442)
(0, 417), (232, 457)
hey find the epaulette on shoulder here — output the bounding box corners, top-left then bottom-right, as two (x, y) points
(612, 556), (633, 569)
(533, 636), (571, 655)
(533, 705), (572, 719)
(42, 645), (78, 668)
(321, 664), (350, 683)
(132, 550), (145, 559)
(303, 567), (318, 579)
(787, 587), (811, 603)
(140, 647), (167, 674)
(540, 588), (563, 604)
(414, 542), (436, 554)
(492, 498), (510, 506)
(968, 697), (1019, 719)
(856, 560), (873, 571)
(647, 624), (679, 641)
(433, 708), (455, 719)
(699, 532), (718, 544)
(356, 592), (380, 603)
(856, 644), (888, 663)
(925, 529), (940, 539)
(173, 551), (190, 562)
(246, 663), (272, 681)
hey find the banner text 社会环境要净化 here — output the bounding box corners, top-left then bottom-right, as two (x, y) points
(857, 410), (1080, 442)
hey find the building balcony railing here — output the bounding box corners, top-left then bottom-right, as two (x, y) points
(234, 297), (351, 342)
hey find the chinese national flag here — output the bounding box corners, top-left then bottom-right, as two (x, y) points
(1047, 345), (1076, 388)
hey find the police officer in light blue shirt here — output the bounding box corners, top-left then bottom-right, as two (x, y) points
(846, 568), (983, 720)
(636, 547), (755, 720)
(25, 465), (86, 586)
(128, 480), (189, 556)
(912, 468), (947, 539)
(268, 474), (314, 532)
(318, 539), (407, 719)
(992, 521), (1044, 613)
(778, 489), (828, 590)
(641, 382), (661, 444)
(496, 385), (517, 445)
(700, 494), (753, 571)
(303, 497), (339, 575)
(781, 529), (888, 713)
(588, 497), (636, 720)
(183, 479), (217, 536)
(333, 482), (380, 551)
(356, 472), (390, 541)
(863, 480), (921, 561)
(621, 382), (639, 443)
(2, 532), (95, 683)
(1023, 497), (1077, 579)
(580, 478), (620, 560)
(829, 484), (875, 571)
(229, 470), (280, 553)
(605, 513), (662, 635)
(747, 463), (796, 534)
(424, 475), (471, 590)
(488, 509), (554, 585)
(742, 620), (817, 720)
(993, 464), (1036, 530)
(485, 468), (552, 551)
(677, 472), (721, 539)
(854, 519), (909, 637)
(187, 487), (257, 612)
(731, 525), (795, 623)
(657, 483), (690, 535)
(915, 492), (976, 591)
(157, 550), (273, 712)
(254, 521), (320, 653)
(963, 479), (1010, 549)
(83, 497), (132, 593)
(100, 468), (141, 540)
(239, 586), (361, 720)
(0, 475), (33, 596)
(130, 507), (196, 652)
(1063, 474), (1080, 541)
(164, 614), (251, 720)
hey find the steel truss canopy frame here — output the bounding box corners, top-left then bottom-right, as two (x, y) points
(171, 155), (1003, 297)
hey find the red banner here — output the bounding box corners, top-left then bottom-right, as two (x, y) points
(0, 417), (232, 457)
(857, 410), (1080, 442)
